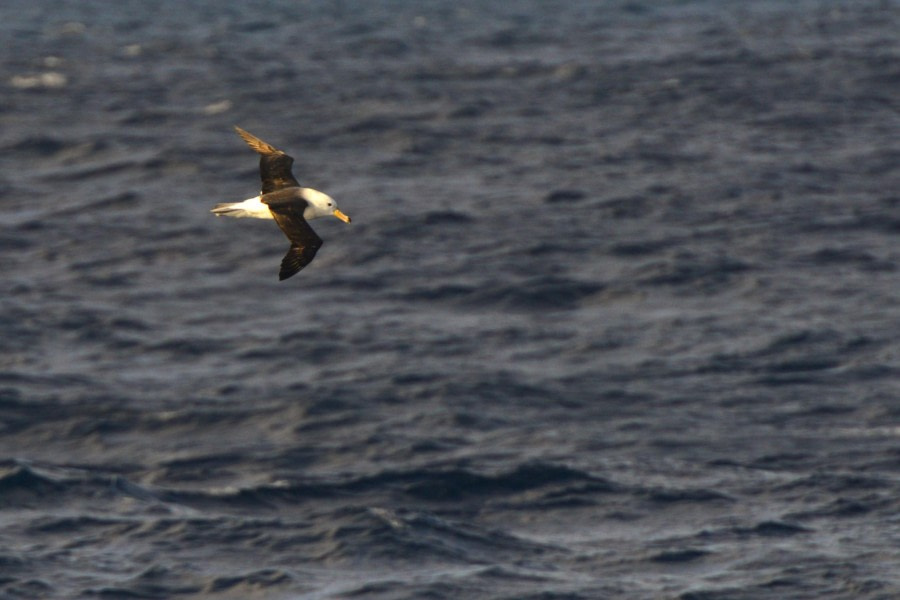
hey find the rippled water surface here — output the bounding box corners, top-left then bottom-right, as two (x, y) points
(2, 1), (899, 598)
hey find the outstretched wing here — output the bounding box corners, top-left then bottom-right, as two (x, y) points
(234, 126), (300, 194)
(268, 203), (324, 280)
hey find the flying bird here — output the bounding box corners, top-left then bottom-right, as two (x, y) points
(212, 126), (351, 280)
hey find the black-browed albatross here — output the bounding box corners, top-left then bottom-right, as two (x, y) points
(212, 126), (351, 280)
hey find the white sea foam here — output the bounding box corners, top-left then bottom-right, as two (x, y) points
(10, 72), (67, 89)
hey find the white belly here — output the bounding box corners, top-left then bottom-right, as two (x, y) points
(211, 196), (273, 219)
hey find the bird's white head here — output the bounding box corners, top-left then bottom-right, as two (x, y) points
(301, 188), (351, 223)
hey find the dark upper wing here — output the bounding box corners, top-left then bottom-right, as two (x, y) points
(268, 203), (323, 280)
(234, 126), (300, 194)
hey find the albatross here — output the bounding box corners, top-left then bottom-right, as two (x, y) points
(212, 126), (351, 280)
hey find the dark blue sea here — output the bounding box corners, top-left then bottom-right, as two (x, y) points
(2, 1), (899, 598)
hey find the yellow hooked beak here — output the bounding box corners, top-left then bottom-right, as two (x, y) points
(333, 209), (351, 223)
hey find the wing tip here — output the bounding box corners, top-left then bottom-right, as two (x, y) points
(279, 261), (300, 280)
(278, 243), (321, 281)
(234, 125), (281, 156)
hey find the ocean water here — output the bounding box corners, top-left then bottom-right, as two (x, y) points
(1, 1), (899, 598)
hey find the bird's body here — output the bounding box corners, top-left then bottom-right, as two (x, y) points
(212, 126), (350, 280)
(212, 194), (273, 219)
